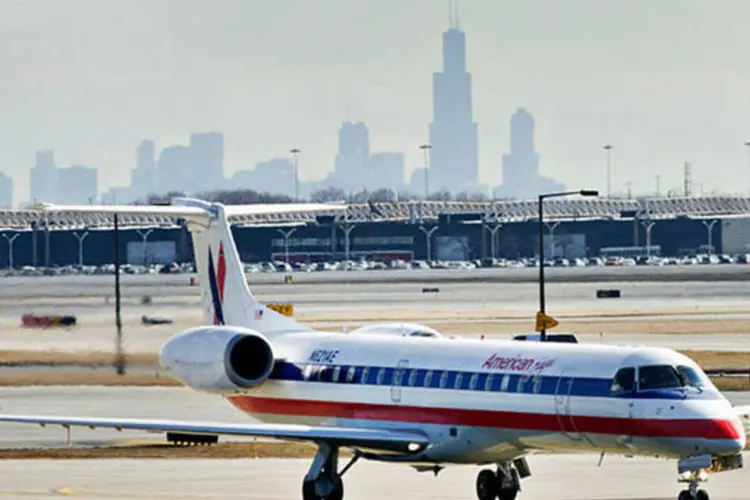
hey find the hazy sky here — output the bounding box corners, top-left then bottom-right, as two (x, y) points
(2, 0), (750, 202)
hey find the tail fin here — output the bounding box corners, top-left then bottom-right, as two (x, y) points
(176, 198), (311, 335)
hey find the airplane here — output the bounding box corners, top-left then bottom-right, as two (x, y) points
(0, 197), (748, 500)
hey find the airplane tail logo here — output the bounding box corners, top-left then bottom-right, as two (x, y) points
(207, 242), (226, 325)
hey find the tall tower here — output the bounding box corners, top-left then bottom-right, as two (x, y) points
(427, 1), (479, 195)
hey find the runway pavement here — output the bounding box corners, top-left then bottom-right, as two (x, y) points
(2, 278), (750, 353)
(0, 453), (747, 499)
(3, 263), (750, 300)
(0, 387), (748, 499)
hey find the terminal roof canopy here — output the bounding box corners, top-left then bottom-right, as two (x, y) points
(0, 195), (749, 230)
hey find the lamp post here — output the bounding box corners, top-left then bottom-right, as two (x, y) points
(2, 233), (19, 269)
(290, 148), (301, 201)
(419, 225), (439, 262)
(339, 220), (356, 269)
(136, 228), (153, 266)
(73, 230), (89, 267)
(603, 145), (613, 198)
(276, 228), (298, 264)
(538, 190), (599, 341)
(419, 144), (431, 201)
(702, 219), (718, 255)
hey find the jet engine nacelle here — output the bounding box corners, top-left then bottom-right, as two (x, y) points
(158, 325), (275, 393)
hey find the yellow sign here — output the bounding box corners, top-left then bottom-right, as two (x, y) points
(535, 311), (559, 332)
(267, 303), (294, 317)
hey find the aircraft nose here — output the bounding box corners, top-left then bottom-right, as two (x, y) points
(712, 415), (745, 455)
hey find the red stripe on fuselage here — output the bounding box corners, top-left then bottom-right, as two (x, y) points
(226, 395), (741, 441)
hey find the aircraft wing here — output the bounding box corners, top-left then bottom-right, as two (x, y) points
(0, 415), (428, 454)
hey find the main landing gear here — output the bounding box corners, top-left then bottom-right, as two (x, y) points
(302, 443), (359, 500)
(677, 471), (710, 500)
(476, 459), (530, 500)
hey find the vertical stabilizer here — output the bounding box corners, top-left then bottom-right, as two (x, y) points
(177, 198), (310, 336)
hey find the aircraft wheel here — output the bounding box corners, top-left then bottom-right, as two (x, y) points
(476, 469), (497, 500)
(302, 475), (343, 500)
(695, 490), (709, 500)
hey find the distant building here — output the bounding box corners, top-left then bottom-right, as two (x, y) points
(368, 152), (405, 191)
(29, 150), (58, 203)
(497, 108), (565, 199)
(333, 122), (370, 192)
(232, 158), (295, 197)
(157, 145), (192, 193)
(57, 165), (98, 204)
(427, 13), (479, 194)
(189, 132), (224, 193)
(131, 139), (157, 201)
(0, 172), (13, 208)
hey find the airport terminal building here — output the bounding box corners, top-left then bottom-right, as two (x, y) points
(1, 196), (750, 268)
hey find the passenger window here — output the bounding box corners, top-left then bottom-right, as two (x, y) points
(394, 368), (403, 386)
(376, 368), (386, 385)
(332, 366), (341, 383)
(516, 376), (525, 393)
(346, 366), (356, 383)
(469, 373), (478, 390)
(408, 369), (418, 387)
(439, 371), (449, 388)
(500, 374), (510, 392)
(361, 367), (370, 384)
(454, 372), (463, 390)
(424, 370), (433, 387)
(533, 376), (542, 394)
(639, 365), (682, 391)
(303, 364), (313, 381)
(484, 374), (494, 391)
(610, 367), (635, 394)
(317, 366), (326, 382)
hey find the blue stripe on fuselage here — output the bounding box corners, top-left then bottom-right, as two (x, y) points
(267, 361), (721, 401)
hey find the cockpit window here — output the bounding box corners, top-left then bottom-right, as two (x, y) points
(676, 365), (710, 389)
(638, 365), (683, 390)
(610, 367), (635, 394)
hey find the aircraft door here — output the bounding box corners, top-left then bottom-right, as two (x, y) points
(391, 359), (409, 403)
(553, 369), (583, 443)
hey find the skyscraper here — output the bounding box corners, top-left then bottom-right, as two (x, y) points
(333, 121), (370, 192)
(131, 139), (157, 200)
(189, 132), (224, 193)
(498, 108), (565, 199)
(29, 150), (58, 203)
(427, 7), (479, 195)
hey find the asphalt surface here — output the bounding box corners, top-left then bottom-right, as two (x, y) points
(0, 454), (747, 499)
(0, 387), (748, 499)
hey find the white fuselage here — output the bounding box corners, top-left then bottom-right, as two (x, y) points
(161, 330), (746, 464)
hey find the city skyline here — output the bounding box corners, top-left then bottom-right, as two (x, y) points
(3, 1), (750, 203)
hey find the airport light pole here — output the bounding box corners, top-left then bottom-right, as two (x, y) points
(2, 233), (19, 269)
(419, 224), (439, 262)
(603, 145), (613, 198)
(73, 230), (89, 267)
(339, 220), (356, 269)
(419, 144), (431, 201)
(701, 219), (718, 255)
(485, 221), (502, 261)
(538, 190), (598, 341)
(113, 213), (125, 376)
(290, 148), (301, 201)
(136, 228), (153, 266)
(276, 228), (298, 264)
